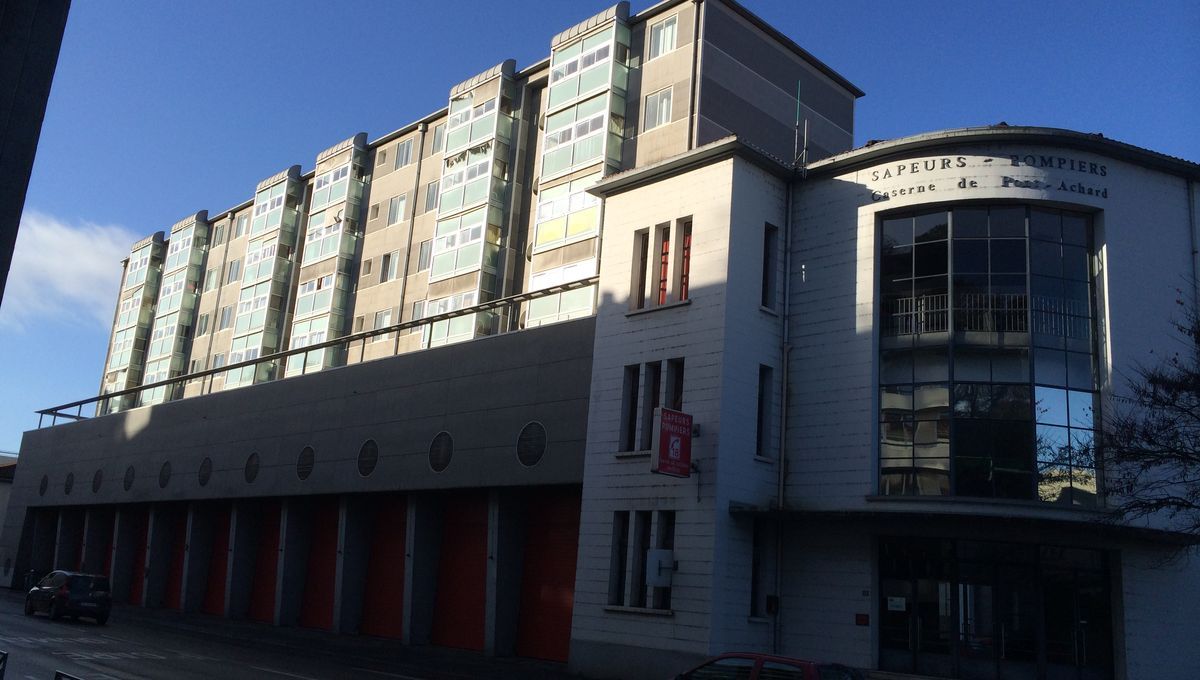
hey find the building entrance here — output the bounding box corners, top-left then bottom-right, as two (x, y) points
(879, 537), (1111, 680)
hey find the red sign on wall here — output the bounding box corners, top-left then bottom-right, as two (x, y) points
(651, 407), (693, 478)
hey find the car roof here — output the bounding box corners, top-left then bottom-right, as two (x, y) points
(53, 570), (109, 578)
(710, 652), (818, 665)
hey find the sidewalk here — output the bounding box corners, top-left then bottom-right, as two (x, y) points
(2, 589), (589, 680)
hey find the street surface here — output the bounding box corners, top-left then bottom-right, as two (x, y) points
(0, 590), (579, 680)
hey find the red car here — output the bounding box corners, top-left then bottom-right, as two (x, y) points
(673, 653), (862, 680)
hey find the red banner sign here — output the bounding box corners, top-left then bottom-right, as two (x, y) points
(651, 407), (692, 478)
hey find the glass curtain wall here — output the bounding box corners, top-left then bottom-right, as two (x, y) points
(879, 205), (1099, 505)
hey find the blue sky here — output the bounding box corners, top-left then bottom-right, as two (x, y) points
(1, 0), (1197, 453)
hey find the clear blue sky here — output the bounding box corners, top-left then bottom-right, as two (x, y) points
(1, 0), (1197, 453)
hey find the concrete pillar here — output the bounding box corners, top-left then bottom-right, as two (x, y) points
(276, 498), (311, 626)
(490, 490), (526, 657)
(402, 493), (443, 646)
(227, 500), (259, 619)
(110, 508), (139, 602)
(53, 507), (84, 570)
(81, 507), (115, 575)
(181, 503), (215, 613)
(336, 495), (370, 634)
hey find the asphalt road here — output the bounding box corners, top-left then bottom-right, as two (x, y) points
(0, 590), (580, 680)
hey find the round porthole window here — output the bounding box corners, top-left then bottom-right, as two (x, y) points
(92, 469), (103, 493)
(297, 446), (315, 481)
(244, 452), (260, 483)
(39, 475), (48, 496)
(358, 440), (379, 477)
(198, 457), (212, 487)
(158, 461), (172, 489)
(429, 432), (453, 472)
(124, 465), (135, 491)
(64, 473), (75, 495)
(516, 421), (548, 467)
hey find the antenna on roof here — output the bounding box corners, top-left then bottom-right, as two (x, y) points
(792, 80), (809, 178)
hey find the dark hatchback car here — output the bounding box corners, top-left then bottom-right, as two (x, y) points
(25, 570), (111, 624)
(674, 653), (862, 680)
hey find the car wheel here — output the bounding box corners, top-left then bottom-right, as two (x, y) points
(24, 598), (34, 616)
(50, 599), (64, 620)
(96, 613), (109, 626)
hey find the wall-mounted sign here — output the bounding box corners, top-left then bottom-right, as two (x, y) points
(887, 596), (907, 612)
(651, 407), (692, 478)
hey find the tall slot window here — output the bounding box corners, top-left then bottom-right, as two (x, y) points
(678, 219), (692, 301)
(651, 511), (675, 610)
(762, 223), (779, 308)
(640, 361), (662, 451)
(756, 365), (774, 458)
(633, 229), (650, 310)
(620, 364), (641, 451)
(379, 251), (399, 283)
(666, 357), (685, 411)
(424, 180), (440, 213)
(657, 227), (671, 305)
(629, 511), (652, 608)
(608, 512), (630, 605)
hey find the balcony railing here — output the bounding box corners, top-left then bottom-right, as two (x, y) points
(36, 276), (599, 427)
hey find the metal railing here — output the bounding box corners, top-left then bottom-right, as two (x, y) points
(37, 276), (598, 427)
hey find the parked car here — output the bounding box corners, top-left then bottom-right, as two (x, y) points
(673, 653), (862, 680)
(24, 570), (111, 625)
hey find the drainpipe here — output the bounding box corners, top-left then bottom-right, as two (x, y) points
(686, 0), (704, 150)
(773, 170), (796, 653)
(1190, 179), (1199, 314)
(397, 123), (429, 328)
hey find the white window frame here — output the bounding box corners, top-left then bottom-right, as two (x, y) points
(644, 87), (673, 131)
(648, 15), (678, 61)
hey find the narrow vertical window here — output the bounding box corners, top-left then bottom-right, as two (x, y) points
(410, 300), (425, 333)
(633, 229), (650, 310)
(756, 365), (774, 458)
(657, 227), (671, 305)
(424, 180), (440, 213)
(620, 364), (641, 451)
(608, 512), (630, 605)
(641, 361), (662, 451)
(762, 223), (779, 309)
(629, 511), (652, 608)
(652, 511), (675, 610)
(679, 220), (692, 301)
(213, 225), (226, 246)
(431, 123), (445, 154)
(666, 357), (685, 411)
(418, 239), (432, 271)
(394, 138), (413, 169)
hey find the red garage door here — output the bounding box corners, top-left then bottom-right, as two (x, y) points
(202, 506), (232, 616)
(129, 508), (149, 606)
(164, 510), (188, 610)
(360, 495), (407, 638)
(431, 492), (488, 651)
(299, 497), (340, 630)
(516, 489), (582, 662)
(248, 501), (282, 623)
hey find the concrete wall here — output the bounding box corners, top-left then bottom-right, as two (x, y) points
(2, 318), (595, 584)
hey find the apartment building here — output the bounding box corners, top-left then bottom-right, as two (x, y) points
(3, 2), (1199, 680)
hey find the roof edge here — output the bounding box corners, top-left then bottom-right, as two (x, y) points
(809, 125), (1200, 179)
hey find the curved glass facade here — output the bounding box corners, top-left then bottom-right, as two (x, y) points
(879, 205), (1099, 505)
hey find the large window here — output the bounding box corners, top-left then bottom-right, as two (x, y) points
(533, 173), (601, 251)
(878, 206), (1097, 505)
(429, 206), (487, 280)
(548, 28), (617, 109)
(542, 95), (609, 177)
